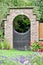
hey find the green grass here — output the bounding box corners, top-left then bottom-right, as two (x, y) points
(0, 49), (33, 57)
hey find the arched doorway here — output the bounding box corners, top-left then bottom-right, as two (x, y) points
(13, 15), (30, 50)
(4, 7), (39, 49)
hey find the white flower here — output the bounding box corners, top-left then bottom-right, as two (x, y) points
(24, 60), (28, 65)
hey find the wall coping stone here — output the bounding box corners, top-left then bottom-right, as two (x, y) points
(9, 6), (34, 9)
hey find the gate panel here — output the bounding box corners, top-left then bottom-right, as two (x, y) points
(13, 30), (30, 50)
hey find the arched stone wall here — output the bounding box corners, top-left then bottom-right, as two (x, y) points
(4, 7), (39, 48)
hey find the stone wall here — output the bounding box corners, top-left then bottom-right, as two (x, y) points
(4, 7), (39, 48)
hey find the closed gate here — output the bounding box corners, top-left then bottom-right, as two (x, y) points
(13, 29), (30, 50)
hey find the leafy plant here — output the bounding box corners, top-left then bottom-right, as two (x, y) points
(31, 41), (40, 51)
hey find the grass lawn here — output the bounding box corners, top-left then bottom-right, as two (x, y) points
(0, 49), (33, 57)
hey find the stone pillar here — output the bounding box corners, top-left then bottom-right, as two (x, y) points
(5, 15), (13, 48)
(31, 20), (39, 42)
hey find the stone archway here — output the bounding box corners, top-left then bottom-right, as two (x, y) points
(13, 15), (30, 50)
(4, 7), (39, 48)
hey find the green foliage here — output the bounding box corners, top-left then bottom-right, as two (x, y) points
(0, 29), (3, 39)
(3, 40), (10, 49)
(31, 41), (40, 51)
(34, 0), (43, 21)
(0, 40), (10, 50)
(24, 0), (34, 6)
(40, 12), (43, 22)
(3, 40), (8, 49)
(0, 2), (9, 23)
(0, 42), (2, 49)
(13, 15), (30, 33)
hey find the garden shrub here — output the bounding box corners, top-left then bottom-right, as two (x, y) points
(31, 41), (40, 51)
(31, 41), (43, 52)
